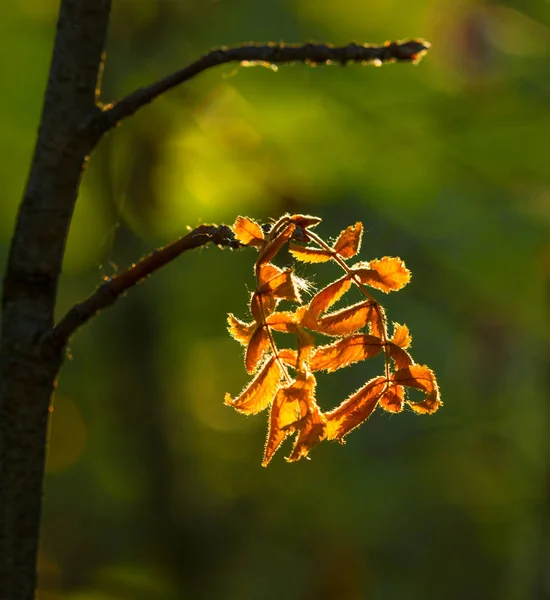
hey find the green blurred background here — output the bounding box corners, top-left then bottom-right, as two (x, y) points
(2, 0), (550, 598)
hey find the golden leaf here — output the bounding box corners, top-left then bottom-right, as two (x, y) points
(333, 222), (362, 259)
(286, 403), (327, 462)
(310, 300), (373, 336)
(258, 264), (301, 302)
(265, 311), (299, 333)
(263, 374), (315, 466)
(232, 216), (265, 247)
(245, 327), (270, 373)
(288, 243), (333, 263)
(352, 257), (411, 293)
(391, 323), (412, 349)
(309, 334), (383, 372)
(304, 277), (352, 321)
(227, 314), (256, 346)
(326, 376), (387, 441)
(392, 364), (442, 415)
(225, 356), (283, 415)
(379, 385), (405, 413)
(257, 222), (296, 266)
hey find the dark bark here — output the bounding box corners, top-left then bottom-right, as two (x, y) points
(0, 2), (112, 598)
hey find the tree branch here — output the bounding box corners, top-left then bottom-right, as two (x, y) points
(98, 39), (430, 133)
(43, 225), (241, 353)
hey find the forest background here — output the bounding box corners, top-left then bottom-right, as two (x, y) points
(1, 1), (550, 599)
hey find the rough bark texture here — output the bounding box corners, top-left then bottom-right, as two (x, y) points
(0, 2), (112, 598)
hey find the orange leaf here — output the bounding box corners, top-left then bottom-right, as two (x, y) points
(326, 376), (387, 441)
(352, 257), (411, 293)
(388, 343), (414, 370)
(245, 327), (270, 373)
(367, 302), (387, 339)
(225, 356), (283, 415)
(333, 222), (362, 259)
(304, 277), (352, 321)
(379, 385), (405, 413)
(296, 328), (315, 371)
(249, 292), (277, 324)
(391, 323), (412, 349)
(290, 214), (323, 229)
(309, 334), (383, 372)
(263, 374), (315, 466)
(278, 348), (298, 369)
(287, 403), (327, 462)
(288, 243), (333, 263)
(258, 265), (301, 302)
(232, 216), (265, 247)
(227, 314), (256, 346)
(311, 300), (372, 337)
(257, 223), (295, 266)
(391, 364), (442, 415)
(265, 311), (299, 333)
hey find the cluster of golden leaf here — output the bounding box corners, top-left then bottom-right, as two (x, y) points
(225, 214), (441, 466)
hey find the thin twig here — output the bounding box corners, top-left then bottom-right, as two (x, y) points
(42, 224), (241, 354)
(97, 40), (430, 132)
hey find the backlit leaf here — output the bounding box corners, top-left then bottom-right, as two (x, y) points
(227, 314), (255, 345)
(263, 374), (315, 466)
(309, 334), (382, 372)
(311, 300), (372, 336)
(388, 343), (414, 370)
(391, 323), (412, 349)
(333, 222), (362, 259)
(326, 376), (387, 441)
(257, 222), (295, 266)
(296, 328), (315, 371)
(225, 356), (283, 415)
(304, 277), (352, 321)
(232, 216), (265, 246)
(379, 385), (405, 413)
(287, 403), (327, 462)
(392, 364), (442, 414)
(265, 311), (299, 333)
(258, 265), (301, 302)
(352, 257), (411, 293)
(288, 244), (333, 263)
(245, 327), (270, 373)
(249, 292), (277, 324)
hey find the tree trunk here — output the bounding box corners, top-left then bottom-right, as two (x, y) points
(0, 2), (111, 598)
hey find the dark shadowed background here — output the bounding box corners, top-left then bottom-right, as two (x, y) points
(2, 1), (550, 598)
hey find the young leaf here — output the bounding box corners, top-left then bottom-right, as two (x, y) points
(391, 364), (442, 414)
(288, 244), (333, 263)
(352, 257), (411, 293)
(326, 376), (387, 441)
(227, 314), (256, 346)
(333, 222), (362, 259)
(232, 216), (265, 247)
(263, 374), (315, 466)
(309, 300), (373, 337)
(304, 277), (352, 321)
(309, 334), (382, 372)
(245, 327), (270, 373)
(379, 385), (405, 413)
(225, 356), (283, 415)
